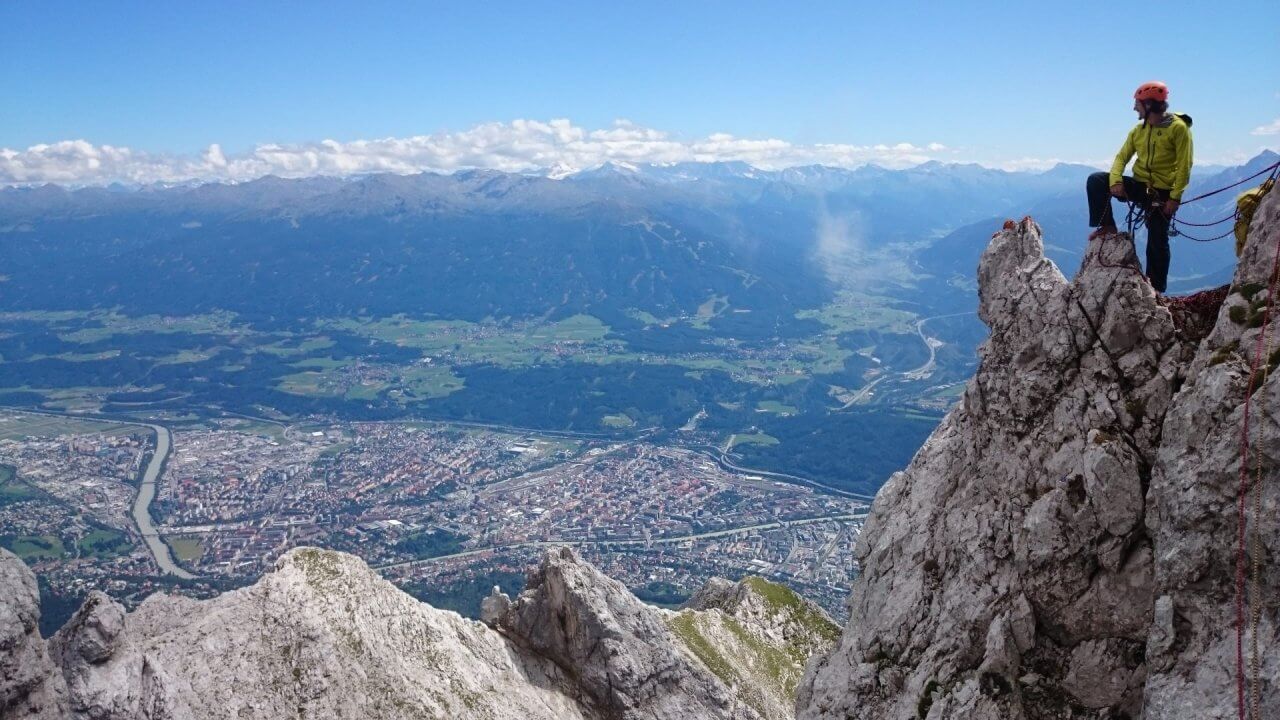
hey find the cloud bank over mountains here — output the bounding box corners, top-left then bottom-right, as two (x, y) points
(1, 119), (960, 186)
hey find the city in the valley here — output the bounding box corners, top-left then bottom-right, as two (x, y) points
(0, 409), (867, 627)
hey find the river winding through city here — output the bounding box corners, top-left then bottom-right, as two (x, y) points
(0, 406), (196, 579)
(131, 423), (194, 578)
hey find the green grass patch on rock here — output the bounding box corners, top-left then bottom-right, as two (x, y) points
(669, 611), (739, 686)
(743, 576), (841, 642)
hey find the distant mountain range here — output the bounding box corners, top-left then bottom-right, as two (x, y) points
(3, 152), (1272, 322)
(0, 157), (1122, 322)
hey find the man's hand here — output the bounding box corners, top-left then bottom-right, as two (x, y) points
(1162, 199), (1180, 218)
(1110, 183), (1127, 200)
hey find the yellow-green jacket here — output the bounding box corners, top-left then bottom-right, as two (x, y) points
(1108, 113), (1194, 199)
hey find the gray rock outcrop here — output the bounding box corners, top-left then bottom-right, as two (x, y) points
(1, 545), (834, 720)
(0, 549), (68, 720)
(38, 547), (590, 720)
(1142, 189), (1280, 719)
(678, 574), (841, 719)
(491, 546), (762, 719)
(800, 192), (1280, 718)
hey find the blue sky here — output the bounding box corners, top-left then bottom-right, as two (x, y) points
(2, 1), (1277, 183)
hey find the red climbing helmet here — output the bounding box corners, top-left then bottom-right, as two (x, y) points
(1134, 81), (1169, 102)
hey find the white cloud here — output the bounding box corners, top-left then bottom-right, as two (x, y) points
(1251, 118), (1280, 136)
(0, 119), (957, 186)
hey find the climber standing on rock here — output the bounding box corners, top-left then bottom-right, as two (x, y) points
(1086, 81), (1194, 294)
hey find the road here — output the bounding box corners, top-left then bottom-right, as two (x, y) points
(838, 311), (977, 407)
(0, 406), (194, 579)
(375, 511), (868, 571)
(353, 417), (627, 441)
(837, 374), (889, 410)
(902, 312), (975, 380)
(688, 445), (877, 502)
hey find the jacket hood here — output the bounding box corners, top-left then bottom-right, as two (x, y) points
(1150, 112), (1193, 128)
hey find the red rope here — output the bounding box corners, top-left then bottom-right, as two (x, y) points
(1183, 160), (1280, 205)
(1172, 166), (1280, 242)
(1174, 211), (1237, 227)
(1163, 285), (1229, 310)
(1172, 225), (1238, 243)
(1235, 224), (1280, 720)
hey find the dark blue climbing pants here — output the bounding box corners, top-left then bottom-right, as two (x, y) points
(1087, 171), (1172, 292)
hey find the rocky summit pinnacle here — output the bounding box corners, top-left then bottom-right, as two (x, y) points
(800, 189), (1280, 719)
(0, 545), (838, 719)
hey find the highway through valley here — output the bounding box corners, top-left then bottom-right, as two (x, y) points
(375, 511), (868, 571)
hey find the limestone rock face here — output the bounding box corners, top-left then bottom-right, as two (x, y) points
(47, 592), (132, 719)
(800, 192), (1280, 719)
(1143, 185), (1280, 719)
(491, 546), (762, 720)
(34, 548), (591, 720)
(0, 549), (68, 720)
(1, 546), (832, 720)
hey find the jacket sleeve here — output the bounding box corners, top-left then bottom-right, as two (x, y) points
(1170, 123), (1193, 200)
(1109, 129), (1136, 187)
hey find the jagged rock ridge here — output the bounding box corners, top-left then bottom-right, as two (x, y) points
(0, 546), (837, 720)
(800, 190), (1280, 719)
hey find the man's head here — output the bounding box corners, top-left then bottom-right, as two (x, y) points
(1134, 81), (1169, 120)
